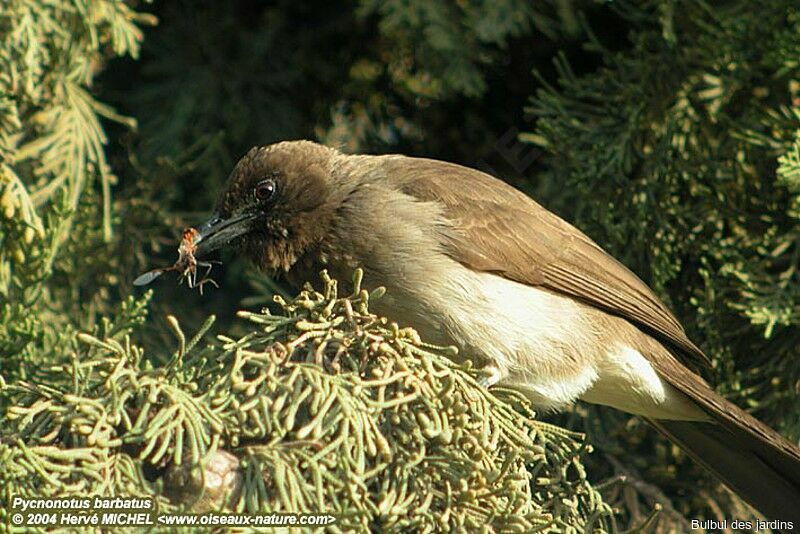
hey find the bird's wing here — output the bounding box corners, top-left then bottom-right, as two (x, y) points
(392, 156), (710, 371)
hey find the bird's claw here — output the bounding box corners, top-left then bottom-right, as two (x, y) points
(478, 365), (504, 389)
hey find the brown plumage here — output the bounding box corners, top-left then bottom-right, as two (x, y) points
(195, 140), (800, 521)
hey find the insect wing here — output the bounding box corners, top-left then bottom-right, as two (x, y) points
(134, 269), (165, 286)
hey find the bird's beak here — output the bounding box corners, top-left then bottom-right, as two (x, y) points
(194, 211), (259, 256)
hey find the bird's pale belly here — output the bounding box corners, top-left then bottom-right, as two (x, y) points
(369, 262), (707, 421)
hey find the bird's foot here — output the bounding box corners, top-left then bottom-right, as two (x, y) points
(478, 364), (504, 389)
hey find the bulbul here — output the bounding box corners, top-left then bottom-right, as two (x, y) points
(194, 140), (800, 519)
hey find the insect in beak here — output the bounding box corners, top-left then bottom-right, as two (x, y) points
(134, 227), (220, 293)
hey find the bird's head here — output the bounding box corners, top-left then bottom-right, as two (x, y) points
(194, 140), (339, 271)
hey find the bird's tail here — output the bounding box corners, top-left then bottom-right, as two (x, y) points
(649, 417), (800, 525)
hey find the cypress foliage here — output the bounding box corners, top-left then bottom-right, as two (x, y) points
(1, 271), (614, 532)
(0, 0), (154, 381)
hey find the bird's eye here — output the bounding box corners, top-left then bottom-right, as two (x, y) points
(254, 179), (276, 201)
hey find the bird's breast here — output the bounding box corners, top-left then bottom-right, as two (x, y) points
(347, 251), (609, 411)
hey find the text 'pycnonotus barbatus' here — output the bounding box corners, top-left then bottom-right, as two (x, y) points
(194, 140), (800, 519)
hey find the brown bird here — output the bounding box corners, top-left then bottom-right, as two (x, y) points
(194, 140), (800, 520)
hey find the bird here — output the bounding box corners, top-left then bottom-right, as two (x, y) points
(193, 139), (800, 521)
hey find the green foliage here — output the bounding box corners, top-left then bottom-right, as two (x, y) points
(1, 271), (614, 532)
(109, 0), (566, 190)
(0, 0), (154, 377)
(357, 0), (539, 99)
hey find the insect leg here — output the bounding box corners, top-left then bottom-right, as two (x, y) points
(196, 277), (219, 296)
